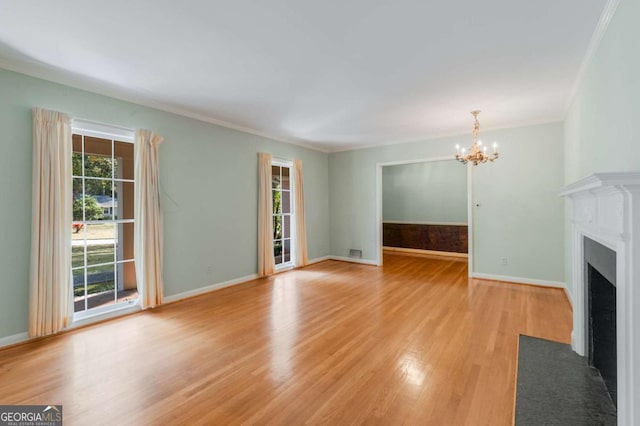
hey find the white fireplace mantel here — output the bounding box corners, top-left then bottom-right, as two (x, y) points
(560, 172), (640, 426)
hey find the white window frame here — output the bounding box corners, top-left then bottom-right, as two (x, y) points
(272, 158), (295, 271)
(71, 119), (138, 320)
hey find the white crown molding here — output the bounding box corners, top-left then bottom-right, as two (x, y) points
(563, 0), (621, 113)
(0, 57), (329, 154)
(0, 56), (566, 155)
(327, 118), (564, 154)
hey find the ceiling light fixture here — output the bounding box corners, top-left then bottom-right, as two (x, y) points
(454, 110), (499, 165)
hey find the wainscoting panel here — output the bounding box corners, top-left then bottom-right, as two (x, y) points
(383, 222), (468, 253)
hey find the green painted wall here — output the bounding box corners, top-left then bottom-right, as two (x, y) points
(563, 0), (640, 298)
(382, 160), (467, 223)
(330, 122), (565, 282)
(0, 68), (330, 340)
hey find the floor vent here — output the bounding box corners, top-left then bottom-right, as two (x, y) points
(349, 249), (362, 258)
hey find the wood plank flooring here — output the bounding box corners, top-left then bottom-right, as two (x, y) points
(0, 254), (572, 425)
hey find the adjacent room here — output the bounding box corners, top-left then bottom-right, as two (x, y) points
(381, 159), (469, 261)
(0, 0), (638, 424)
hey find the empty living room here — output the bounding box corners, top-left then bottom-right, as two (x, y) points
(0, 0), (638, 425)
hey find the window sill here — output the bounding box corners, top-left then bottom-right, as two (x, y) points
(275, 264), (295, 273)
(71, 300), (141, 329)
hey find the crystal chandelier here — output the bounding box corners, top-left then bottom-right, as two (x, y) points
(454, 110), (499, 165)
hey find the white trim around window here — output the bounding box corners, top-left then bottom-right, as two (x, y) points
(272, 158), (296, 271)
(71, 120), (139, 321)
(72, 118), (135, 143)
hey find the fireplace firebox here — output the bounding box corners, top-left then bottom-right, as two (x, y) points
(588, 263), (616, 405)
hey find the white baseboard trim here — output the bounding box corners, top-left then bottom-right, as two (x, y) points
(163, 256), (334, 304)
(472, 272), (566, 289)
(307, 255), (331, 265)
(164, 273), (260, 304)
(383, 246), (468, 258)
(329, 256), (379, 266)
(0, 332), (29, 349)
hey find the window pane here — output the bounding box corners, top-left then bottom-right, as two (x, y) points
(274, 240), (283, 265)
(84, 154), (114, 179)
(282, 190), (291, 214)
(282, 167), (290, 190)
(73, 178), (84, 221)
(86, 243), (115, 268)
(116, 261), (137, 298)
(273, 215), (282, 240)
(114, 141), (134, 180)
(72, 243), (85, 270)
(272, 165), (281, 189)
(283, 215), (290, 238)
(85, 224), (115, 267)
(72, 152), (83, 176)
(72, 134), (83, 153)
(83, 136), (113, 178)
(73, 267), (86, 313)
(114, 181), (134, 220)
(116, 222), (135, 262)
(84, 264), (116, 310)
(284, 239), (291, 263)
(272, 190), (281, 214)
(86, 264), (115, 295)
(71, 221), (85, 245)
(83, 179), (113, 221)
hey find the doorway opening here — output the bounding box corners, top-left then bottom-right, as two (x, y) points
(375, 157), (472, 274)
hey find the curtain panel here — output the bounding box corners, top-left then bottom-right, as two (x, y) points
(134, 129), (164, 309)
(258, 152), (275, 276)
(29, 108), (74, 337)
(293, 159), (308, 267)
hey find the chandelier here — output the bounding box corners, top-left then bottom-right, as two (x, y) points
(454, 110), (499, 165)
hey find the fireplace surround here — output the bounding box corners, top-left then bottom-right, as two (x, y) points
(561, 172), (640, 425)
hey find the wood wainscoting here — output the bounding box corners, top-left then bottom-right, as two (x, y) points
(383, 222), (468, 253)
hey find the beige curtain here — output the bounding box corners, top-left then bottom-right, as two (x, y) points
(293, 159), (309, 267)
(29, 108), (73, 337)
(258, 152), (275, 276)
(134, 129), (164, 309)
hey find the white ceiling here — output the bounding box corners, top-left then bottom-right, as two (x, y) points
(0, 0), (607, 152)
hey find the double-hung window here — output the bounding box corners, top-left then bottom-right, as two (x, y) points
(272, 161), (294, 269)
(71, 124), (137, 317)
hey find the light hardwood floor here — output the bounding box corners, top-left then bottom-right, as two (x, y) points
(0, 254), (572, 425)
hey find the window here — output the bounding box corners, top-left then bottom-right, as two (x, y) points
(272, 161), (294, 269)
(71, 131), (137, 316)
